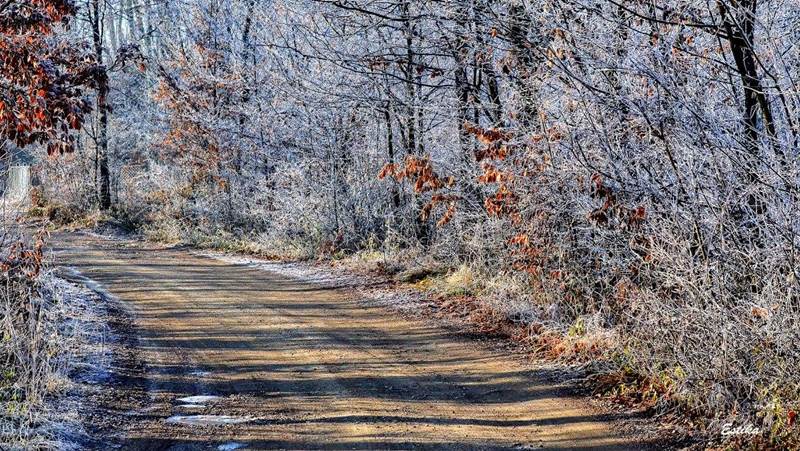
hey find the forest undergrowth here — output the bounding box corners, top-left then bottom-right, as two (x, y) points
(0, 227), (110, 450)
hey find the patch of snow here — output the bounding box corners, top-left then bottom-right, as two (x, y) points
(165, 415), (253, 426)
(177, 395), (220, 404)
(218, 443), (247, 451)
(60, 266), (121, 303)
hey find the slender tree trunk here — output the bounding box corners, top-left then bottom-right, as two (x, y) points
(236, 0), (257, 175)
(91, 0), (112, 210)
(719, 0), (776, 159)
(717, 0), (780, 230)
(400, 0), (428, 244)
(506, 4), (539, 127)
(383, 104), (401, 214)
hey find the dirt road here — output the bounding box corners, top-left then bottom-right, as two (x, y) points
(52, 232), (657, 450)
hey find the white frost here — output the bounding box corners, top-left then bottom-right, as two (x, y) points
(218, 443), (247, 451)
(177, 395), (220, 404)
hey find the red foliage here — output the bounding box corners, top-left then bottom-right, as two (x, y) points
(587, 174), (648, 230)
(1, 231), (47, 280)
(379, 156), (459, 225)
(466, 122), (513, 162)
(379, 156), (454, 193)
(0, 0), (99, 154)
(464, 123), (523, 222)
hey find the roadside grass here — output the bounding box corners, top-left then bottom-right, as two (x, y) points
(1, 236), (108, 450)
(328, 257), (800, 449)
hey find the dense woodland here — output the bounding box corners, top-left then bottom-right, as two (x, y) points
(3, 0), (800, 447)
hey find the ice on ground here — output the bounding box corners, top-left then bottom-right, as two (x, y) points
(177, 395), (220, 404)
(218, 443), (247, 451)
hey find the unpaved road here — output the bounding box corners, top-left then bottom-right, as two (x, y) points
(53, 232), (658, 450)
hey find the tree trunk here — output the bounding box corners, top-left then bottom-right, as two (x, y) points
(383, 104), (401, 214)
(91, 0), (111, 210)
(718, 0), (776, 226)
(506, 4), (539, 127)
